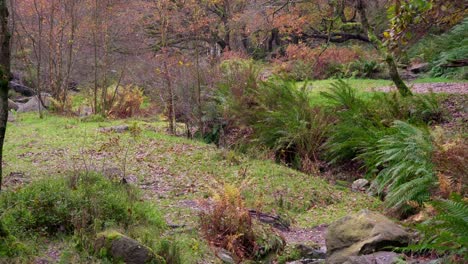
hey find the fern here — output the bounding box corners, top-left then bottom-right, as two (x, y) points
(322, 80), (388, 164)
(409, 18), (468, 79)
(252, 78), (332, 168)
(405, 195), (468, 260)
(366, 121), (436, 211)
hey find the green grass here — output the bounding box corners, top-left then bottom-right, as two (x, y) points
(295, 77), (467, 106)
(3, 112), (379, 261)
(5, 113), (378, 221)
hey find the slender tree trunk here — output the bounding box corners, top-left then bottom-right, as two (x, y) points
(93, 0), (99, 114)
(195, 42), (203, 137)
(164, 61), (175, 135)
(0, 0), (10, 191)
(355, 0), (412, 96)
(33, 0), (44, 118)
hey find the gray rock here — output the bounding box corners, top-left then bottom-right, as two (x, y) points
(343, 251), (401, 264)
(95, 231), (164, 264)
(8, 99), (19, 111)
(17, 94), (52, 113)
(326, 210), (410, 264)
(352, 179), (370, 192)
(9, 81), (35, 96)
(296, 244), (326, 259)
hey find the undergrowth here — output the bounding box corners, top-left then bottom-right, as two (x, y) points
(322, 80), (441, 214)
(404, 195), (468, 262)
(200, 184), (284, 262)
(0, 173), (166, 260)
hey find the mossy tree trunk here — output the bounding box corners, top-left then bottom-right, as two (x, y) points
(355, 0), (412, 97)
(0, 0), (10, 191)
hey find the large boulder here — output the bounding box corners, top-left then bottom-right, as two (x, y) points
(95, 231), (165, 264)
(17, 94), (52, 113)
(9, 81), (35, 96)
(326, 210), (410, 264)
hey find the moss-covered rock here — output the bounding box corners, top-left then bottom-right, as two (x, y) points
(95, 231), (165, 264)
(325, 210), (409, 264)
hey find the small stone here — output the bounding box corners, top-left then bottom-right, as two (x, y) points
(351, 179), (370, 191)
(216, 248), (235, 264)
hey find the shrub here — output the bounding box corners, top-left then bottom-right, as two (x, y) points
(200, 184), (258, 260)
(200, 184), (284, 262)
(202, 59), (260, 144)
(0, 173), (165, 239)
(370, 91), (443, 125)
(433, 136), (467, 197)
(278, 44), (376, 80)
(321, 80), (387, 164)
(107, 85), (145, 118)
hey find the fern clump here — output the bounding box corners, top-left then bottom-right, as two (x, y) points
(405, 195), (468, 261)
(321, 80), (389, 165)
(323, 81), (438, 213)
(252, 78), (333, 170)
(409, 18), (468, 79)
(367, 121), (436, 211)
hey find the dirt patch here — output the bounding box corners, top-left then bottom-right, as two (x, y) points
(280, 224), (328, 251)
(377, 82), (468, 94)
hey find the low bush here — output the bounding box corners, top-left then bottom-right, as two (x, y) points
(107, 85), (145, 118)
(0, 173), (166, 257)
(84, 84), (145, 118)
(321, 80), (387, 164)
(200, 184), (284, 262)
(370, 91), (443, 125)
(201, 58), (261, 145)
(409, 18), (468, 80)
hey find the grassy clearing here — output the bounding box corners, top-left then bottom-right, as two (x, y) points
(4, 113), (378, 228)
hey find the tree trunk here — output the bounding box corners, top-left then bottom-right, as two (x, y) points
(355, 0), (412, 96)
(385, 54), (412, 96)
(0, 0), (10, 190)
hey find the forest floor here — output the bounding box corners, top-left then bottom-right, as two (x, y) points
(4, 78), (467, 263)
(3, 113), (378, 263)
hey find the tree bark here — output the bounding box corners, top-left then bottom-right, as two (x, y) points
(0, 0), (10, 190)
